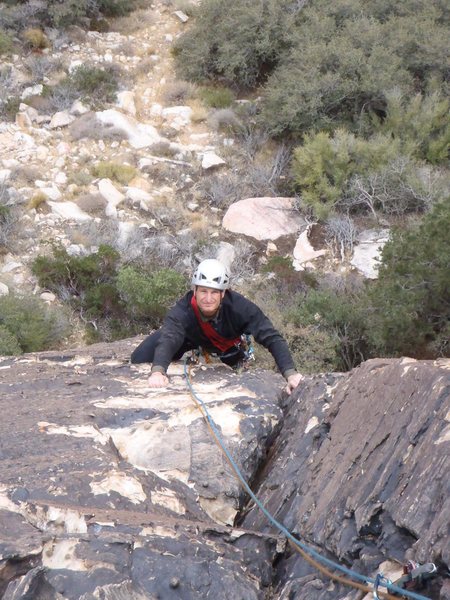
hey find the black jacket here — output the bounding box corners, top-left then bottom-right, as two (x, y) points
(152, 290), (296, 376)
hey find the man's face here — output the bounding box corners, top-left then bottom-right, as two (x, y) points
(195, 286), (224, 317)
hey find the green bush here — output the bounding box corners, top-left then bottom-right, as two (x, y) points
(367, 199), (450, 358)
(91, 161), (137, 184)
(50, 65), (120, 111)
(286, 285), (369, 371)
(69, 65), (120, 108)
(0, 294), (70, 353)
(32, 244), (121, 315)
(173, 0), (294, 89)
(0, 324), (21, 356)
(371, 90), (450, 165)
(292, 126), (446, 219)
(0, 197), (16, 249)
(198, 86), (235, 109)
(31, 244), (188, 341)
(292, 130), (400, 218)
(0, 96), (20, 121)
(116, 266), (186, 325)
(260, 0), (449, 137)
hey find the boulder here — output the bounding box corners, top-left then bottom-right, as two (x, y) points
(293, 225), (327, 270)
(223, 197), (307, 241)
(47, 200), (92, 222)
(201, 151), (226, 170)
(48, 111), (76, 129)
(96, 109), (162, 149)
(351, 229), (390, 279)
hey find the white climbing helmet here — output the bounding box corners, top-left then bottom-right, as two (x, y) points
(191, 259), (230, 290)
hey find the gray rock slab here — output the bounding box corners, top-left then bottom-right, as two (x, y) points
(243, 358), (450, 599)
(0, 338), (283, 598)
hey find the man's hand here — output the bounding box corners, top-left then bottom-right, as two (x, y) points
(284, 372), (304, 394)
(148, 371), (169, 388)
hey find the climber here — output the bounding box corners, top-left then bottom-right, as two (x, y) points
(131, 259), (304, 394)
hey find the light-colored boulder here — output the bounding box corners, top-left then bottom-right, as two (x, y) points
(0, 169), (11, 183)
(201, 151), (226, 170)
(49, 111), (75, 129)
(40, 292), (56, 303)
(47, 200), (92, 222)
(36, 145), (49, 161)
(54, 172), (68, 185)
(21, 84), (43, 100)
(116, 91), (136, 116)
(216, 242), (235, 271)
(293, 226), (327, 270)
(125, 187), (153, 204)
(161, 106), (192, 130)
(15, 112), (32, 130)
(0, 282), (9, 296)
(70, 100), (90, 116)
(35, 185), (62, 201)
(96, 109), (161, 149)
(173, 10), (189, 23)
(351, 229), (390, 279)
(1, 259), (22, 274)
(222, 197), (306, 241)
(98, 179), (125, 207)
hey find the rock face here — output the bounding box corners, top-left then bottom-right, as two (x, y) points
(0, 339), (284, 599)
(244, 358), (450, 599)
(0, 343), (448, 599)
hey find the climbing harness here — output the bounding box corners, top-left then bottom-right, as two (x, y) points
(394, 562), (437, 592)
(190, 334), (255, 371)
(183, 357), (435, 600)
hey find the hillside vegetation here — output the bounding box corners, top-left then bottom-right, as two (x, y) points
(0, 0), (448, 369)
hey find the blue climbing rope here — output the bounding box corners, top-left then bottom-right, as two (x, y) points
(183, 357), (431, 600)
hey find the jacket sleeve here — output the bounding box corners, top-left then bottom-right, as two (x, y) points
(236, 296), (296, 377)
(151, 309), (187, 374)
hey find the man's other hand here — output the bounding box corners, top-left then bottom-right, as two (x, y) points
(148, 372), (169, 388)
(285, 373), (304, 394)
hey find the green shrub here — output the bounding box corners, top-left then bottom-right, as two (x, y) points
(292, 130), (400, 218)
(260, 0), (449, 137)
(0, 324), (21, 356)
(198, 86), (235, 109)
(371, 90), (450, 165)
(287, 285), (369, 371)
(22, 27), (49, 49)
(0, 197), (15, 249)
(116, 266), (187, 325)
(54, 65), (120, 110)
(32, 243), (122, 315)
(173, 0), (294, 89)
(367, 199), (450, 358)
(47, 0), (91, 27)
(0, 294), (70, 353)
(0, 96), (20, 121)
(281, 323), (340, 375)
(91, 161), (137, 185)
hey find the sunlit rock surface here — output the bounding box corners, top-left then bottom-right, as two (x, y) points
(0, 338), (283, 599)
(0, 340), (448, 599)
